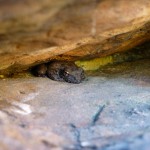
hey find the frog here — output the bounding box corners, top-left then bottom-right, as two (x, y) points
(33, 63), (47, 77)
(33, 61), (85, 84)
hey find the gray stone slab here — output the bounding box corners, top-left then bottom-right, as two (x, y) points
(0, 59), (150, 150)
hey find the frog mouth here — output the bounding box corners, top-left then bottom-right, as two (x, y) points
(59, 70), (81, 84)
(63, 75), (81, 84)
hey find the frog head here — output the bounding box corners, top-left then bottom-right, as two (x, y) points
(61, 67), (85, 84)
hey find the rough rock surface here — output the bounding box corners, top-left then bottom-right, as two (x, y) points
(0, 0), (150, 75)
(0, 59), (150, 150)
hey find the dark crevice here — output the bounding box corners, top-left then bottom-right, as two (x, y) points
(66, 105), (105, 150)
(69, 123), (82, 150)
(90, 105), (105, 126)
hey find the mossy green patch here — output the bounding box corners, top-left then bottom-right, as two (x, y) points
(75, 56), (113, 71)
(0, 75), (5, 79)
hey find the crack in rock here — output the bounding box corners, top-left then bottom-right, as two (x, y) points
(90, 105), (105, 126)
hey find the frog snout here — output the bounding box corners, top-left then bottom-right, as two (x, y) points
(63, 70), (84, 84)
(64, 75), (81, 84)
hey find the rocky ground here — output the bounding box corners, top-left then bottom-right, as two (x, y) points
(0, 58), (149, 150)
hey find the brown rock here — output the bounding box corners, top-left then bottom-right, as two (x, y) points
(0, 0), (150, 75)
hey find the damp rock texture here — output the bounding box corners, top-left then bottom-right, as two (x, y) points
(0, 0), (150, 75)
(0, 59), (150, 150)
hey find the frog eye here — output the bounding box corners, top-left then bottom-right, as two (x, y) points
(64, 71), (69, 76)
